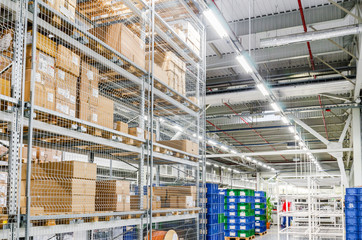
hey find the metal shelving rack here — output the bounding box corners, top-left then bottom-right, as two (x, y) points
(0, 0), (206, 238)
(277, 175), (344, 240)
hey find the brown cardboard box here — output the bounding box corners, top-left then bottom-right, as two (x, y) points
(124, 195), (131, 211)
(55, 68), (77, 102)
(145, 60), (168, 85)
(96, 180), (130, 195)
(54, 0), (76, 22)
(0, 78), (10, 97)
(36, 147), (56, 162)
(98, 95), (114, 129)
(21, 163), (49, 180)
(128, 127), (143, 138)
(78, 100), (98, 124)
(27, 31), (57, 58)
(130, 195), (148, 210)
(79, 61), (99, 106)
(168, 196), (178, 208)
(24, 78), (55, 111)
(115, 121), (128, 134)
(89, 23), (145, 69)
(177, 196), (195, 208)
(157, 140), (198, 155)
(38, 161), (97, 180)
(22, 146), (37, 161)
(56, 44), (80, 76)
(20, 207), (44, 215)
(96, 193), (130, 212)
(25, 50), (56, 82)
(55, 100), (76, 117)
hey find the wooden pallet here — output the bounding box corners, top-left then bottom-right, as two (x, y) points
(225, 235), (255, 240)
(255, 231), (267, 236)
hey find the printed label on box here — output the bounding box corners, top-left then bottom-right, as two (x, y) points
(70, 95), (76, 104)
(256, 222), (260, 226)
(229, 191), (235, 196)
(48, 92), (54, 102)
(87, 70), (93, 80)
(72, 55), (79, 65)
(240, 219), (245, 223)
(117, 195), (122, 202)
(35, 72), (42, 83)
(70, 109), (75, 117)
(230, 232), (235, 237)
(58, 69), (65, 80)
(230, 225), (235, 230)
(92, 88), (98, 98)
(92, 113), (98, 122)
(230, 219), (235, 223)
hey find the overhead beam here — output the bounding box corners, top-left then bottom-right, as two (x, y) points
(327, 0), (362, 22)
(206, 148), (353, 158)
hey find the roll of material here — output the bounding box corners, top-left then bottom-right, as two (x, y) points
(149, 230), (178, 240)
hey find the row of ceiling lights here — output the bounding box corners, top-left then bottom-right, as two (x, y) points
(203, 8), (322, 172)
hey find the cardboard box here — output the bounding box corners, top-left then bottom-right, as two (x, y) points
(145, 60), (168, 85)
(98, 95), (114, 129)
(177, 196), (195, 208)
(96, 180), (130, 195)
(114, 121), (128, 134)
(24, 77), (55, 111)
(130, 195), (148, 210)
(27, 31), (57, 58)
(38, 161), (97, 180)
(128, 127), (143, 138)
(89, 23), (145, 69)
(168, 196), (178, 208)
(25, 49), (56, 82)
(56, 44), (80, 76)
(20, 207), (44, 215)
(54, 0), (76, 22)
(21, 146), (37, 161)
(78, 100), (98, 124)
(96, 193), (130, 212)
(79, 61), (99, 106)
(21, 163), (49, 180)
(157, 140), (198, 155)
(0, 78), (10, 97)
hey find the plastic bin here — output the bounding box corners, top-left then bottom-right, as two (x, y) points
(207, 194), (221, 204)
(345, 209), (358, 218)
(239, 189), (255, 196)
(346, 188), (359, 195)
(207, 224), (220, 235)
(237, 209), (255, 217)
(237, 229), (255, 238)
(255, 226), (267, 233)
(255, 209), (266, 215)
(255, 203), (266, 209)
(345, 195), (357, 202)
(345, 202), (358, 209)
(346, 225), (358, 233)
(255, 220), (266, 227)
(254, 191), (265, 197)
(255, 197), (266, 203)
(206, 183), (218, 194)
(225, 196), (238, 204)
(238, 196), (254, 203)
(255, 215), (266, 221)
(346, 233), (358, 240)
(226, 204), (237, 211)
(238, 203), (254, 210)
(207, 214), (218, 224)
(207, 203), (220, 214)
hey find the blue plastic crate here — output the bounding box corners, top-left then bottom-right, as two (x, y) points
(219, 204), (225, 213)
(346, 188), (359, 195)
(358, 202), (362, 209)
(238, 196), (254, 203)
(226, 223), (254, 231)
(346, 202), (358, 209)
(218, 232), (224, 240)
(206, 234), (219, 240)
(237, 216), (255, 224)
(346, 225), (358, 233)
(255, 209), (266, 215)
(255, 191), (266, 197)
(207, 214), (219, 224)
(218, 189), (226, 196)
(225, 211), (237, 217)
(346, 209), (358, 218)
(207, 203), (220, 213)
(218, 223), (224, 233)
(346, 232), (358, 240)
(357, 195), (362, 202)
(207, 224), (220, 235)
(255, 226), (267, 234)
(358, 188), (362, 195)
(206, 183), (219, 194)
(207, 194), (221, 204)
(255, 220), (266, 227)
(226, 204), (237, 211)
(345, 195), (357, 202)
(346, 217), (358, 225)
(255, 197), (266, 203)
(225, 230), (238, 237)
(225, 196), (238, 204)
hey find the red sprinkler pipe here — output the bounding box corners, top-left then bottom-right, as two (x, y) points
(297, 0), (316, 73)
(223, 103), (290, 162)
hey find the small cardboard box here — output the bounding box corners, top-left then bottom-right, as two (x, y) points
(0, 78), (10, 97)
(130, 195), (148, 210)
(24, 79), (55, 111)
(56, 44), (80, 76)
(79, 61), (99, 106)
(25, 50), (55, 82)
(98, 95), (114, 129)
(96, 180), (130, 195)
(39, 161), (97, 180)
(114, 121), (128, 134)
(128, 127), (143, 138)
(27, 31), (57, 58)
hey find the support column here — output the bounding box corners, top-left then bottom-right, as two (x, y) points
(352, 108), (362, 186)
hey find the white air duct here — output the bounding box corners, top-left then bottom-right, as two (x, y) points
(260, 24), (362, 48)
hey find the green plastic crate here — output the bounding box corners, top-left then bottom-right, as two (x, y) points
(255, 215), (266, 221)
(218, 214), (224, 223)
(238, 229), (255, 238)
(239, 189), (254, 196)
(255, 203), (266, 209)
(237, 209), (255, 217)
(237, 203), (253, 210)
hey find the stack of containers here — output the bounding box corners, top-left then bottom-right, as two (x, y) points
(205, 183), (224, 240)
(345, 187), (362, 240)
(224, 189), (255, 238)
(254, 191), (267, 234)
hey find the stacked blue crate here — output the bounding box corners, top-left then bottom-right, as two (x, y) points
(254, 191), (267, 234)
(123, 226), (137, 240)
(205, 183), (224, 240)
(345, 188), (362, 240)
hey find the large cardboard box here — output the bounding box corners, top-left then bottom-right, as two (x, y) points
(145, 60), (168, 85)
(24, 74), (55, 111)
(25, 49), (56, 82)
(114, 121), (128, 134)
(96, 193), (130, 212)
(38, 161), (97, 180)
(79, 61), (99, 106)
(130, 195), (148, 210)
(157, 140), (198, 155)
(56, 44), (80, 76)
(96, 180), (130, 195)
(89, 23), (145, 68)
(36, 147), (62, 162)
(54, 0), (76, 22)
(0, 78), (10, 97)
(78, 100), (98, 124)
(177, 196), (195, 208)
(98, 95), (114, 129)
(27, 31), (57, 58)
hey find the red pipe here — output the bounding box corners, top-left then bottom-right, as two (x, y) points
(224, 103), (289, 162)
(297, 0), (316, 72)
(206, 120), (269, 162)
(318, 95), (329, 140)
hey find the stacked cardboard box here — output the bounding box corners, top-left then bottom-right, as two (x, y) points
(147, 186), (196, 209)
(0, 172), (7, 212)
(114, 121), (128, 134)
(89, 23), (145, 69)
(98, 95), (114, 129)
(20, 161), (97, 214)
(96, 180), (130, 212)
(53, 0), (76, 22)
(154, 51), (186, 95)
(25, 32), (57, 111)
(156, 139), (198, 155)
(130, 195), (161, 210)
(173, 22), (201, 56)
(128, 127), (156, 140)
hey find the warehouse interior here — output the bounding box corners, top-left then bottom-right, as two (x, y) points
(0, 0), (359, 239)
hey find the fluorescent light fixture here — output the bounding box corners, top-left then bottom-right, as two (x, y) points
(258, 162), (263, 166)
(256, 83), (269, 96)
(206, 162), (211, 165)
(236, 55), (253, 73)
(294, 135), (300, 140)
(192, 133), (197, 138)
(252, 159), (257, 163)
(271, 168), (276, 171)
(208, 140), (217, 145)
(281, 116), (289, 124)
(298, 141), (304, 147)
(203, 9), (228, 38)
(174, 125), (183, 132)
(270, 102), (281, 112)
(221, 166), (225, 169)
(198, 136), (203, 140)
(230, 150), (237, 154)
(288, 126), (295, 133)
(262, 164), (267, 168)
(246, 157), (251, 161)
(220, 145), (228, 151)
(159, 117), (165, 123)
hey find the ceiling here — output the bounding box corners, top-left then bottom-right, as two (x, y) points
(204, 0), (359, 174)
